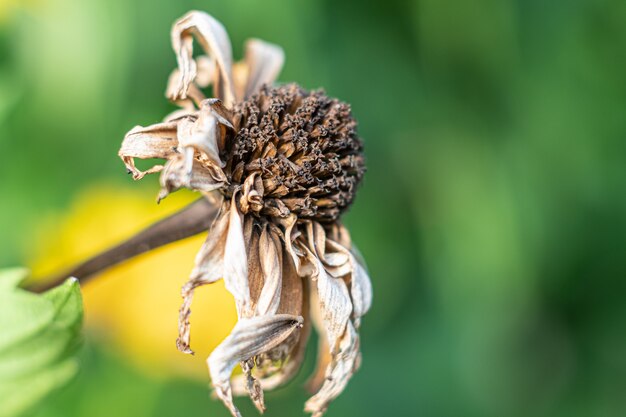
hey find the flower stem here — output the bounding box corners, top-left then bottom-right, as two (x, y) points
(26, 198), (219, 293)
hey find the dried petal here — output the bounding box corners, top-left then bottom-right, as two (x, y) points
(348, 250), (372, 326)
(223, 196), (251, 316)
(305, 322), (360, 417)
(166, 55), (215, 109)
(305, 247), (352, 352)
(236, 39), (285, 101)
(170, 11), (236, 106)
(255, 226), (282, 316)
(119, 122), (179, 179)
(158, 154), (224, 201)
(232, 255), (310, 396)
(177, 200), (230, 353)
(208, 314), (304, 417)
(177, 100), (234, 169)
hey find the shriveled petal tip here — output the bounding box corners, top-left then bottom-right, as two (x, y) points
(170, 10), (236, 107)
(305, 322), (360, 417)
(119, 122), (179, 179)
(236, 39), (285, 101)
(208, 314), (304, 417)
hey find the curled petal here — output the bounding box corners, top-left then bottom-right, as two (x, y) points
(223, 197), (251, 316)
(277, 215), (314, 278)
(234, 39), (285, 101)
(208, 314), (304, 417)
(323, 240), (352, 278)
(306, 247), (352, 352)
(348, 250), (372, 326)
(170, 11), (236, 107)
(255, 226), (282, 316)
(177, 200), (230, 353)
(158, 154), (225, 201)
(305, 322), (361, 417)
(166, 55), (215, 110)
(166, 69), (206, 110)
(177, 99), (234, 170)
(232, 246), (309, 397)
(119, 122), (178, 179)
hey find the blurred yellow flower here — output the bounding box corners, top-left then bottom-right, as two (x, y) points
(27, 184), (237, 379)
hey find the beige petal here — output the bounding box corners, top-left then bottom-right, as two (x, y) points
(208, 314), (304, 417)
(235, 39), (285, 101)
(177, 200), (230, 354)
(166, 55), (215, 110)
(119, 122), (179, 179)
(170, 11), (236, 107)
(158, 154), (224, 201)
(244, 220), (263, 318)
(322, 240), (352, 277)
(163, 108), (197, 122)
(277, 215), (314, 278)
(304, 322), (361, 417)
(348, 250), (372, 326)
(177, 100), (234, 170)
(305, 285), (332, 393)
(231, 247), (309, 397)
(166, 69), (206, 110)
(223, 197), (251, 317)
(306, 247), (352, 352)
(255, 226), (282, 316)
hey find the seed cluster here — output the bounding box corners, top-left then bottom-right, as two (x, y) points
(225, 84), (365, 222)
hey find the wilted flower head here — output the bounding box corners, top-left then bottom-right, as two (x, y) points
(119, 10), (372, 417)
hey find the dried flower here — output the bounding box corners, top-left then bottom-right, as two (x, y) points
(119, 10), (371, 417)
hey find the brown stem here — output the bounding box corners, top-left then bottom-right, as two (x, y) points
(27, 198), (219, 293)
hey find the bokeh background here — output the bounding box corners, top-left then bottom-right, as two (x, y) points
(1, 0), (625, 416)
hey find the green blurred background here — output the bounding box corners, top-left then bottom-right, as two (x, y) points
(1, 0), (625, 416)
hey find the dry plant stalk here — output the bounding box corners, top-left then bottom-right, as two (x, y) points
(119, 10), (372, 417)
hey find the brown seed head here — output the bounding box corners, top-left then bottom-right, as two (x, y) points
(222, 83), (365, 223)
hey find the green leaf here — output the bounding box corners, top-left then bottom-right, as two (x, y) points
(0, 268), (83, 417)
